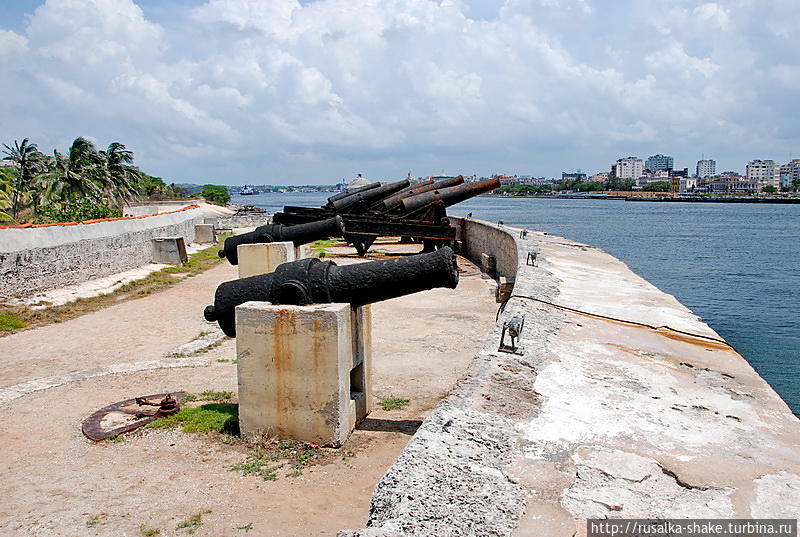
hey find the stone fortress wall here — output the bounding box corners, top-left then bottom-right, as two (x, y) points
(341, 217), (800, 537)
(0, 206), (204, 299)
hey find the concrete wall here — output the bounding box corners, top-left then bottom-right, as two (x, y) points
(0, 207), (203, 299)
(449, 216), (519, 280)
(342, 219), (800, 537)
(215, 214), (271, 229)
(124, 200), (202, 217)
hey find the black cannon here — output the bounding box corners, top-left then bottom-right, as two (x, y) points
(398, 178), (501, 219)
(375, 177), (465, 213)
(324, 179), (410, 213)
(218, 215), (345, 265)
(204, 246), (459, 337)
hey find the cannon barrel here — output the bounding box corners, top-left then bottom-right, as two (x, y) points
(369, 179), (435, 212)
(326, 182), (381, 204)
(218, 215), (345, 265)
(378, 176), (465, 213)
(204, 246), (459, 337)
(326, 179), (410, 212)
(399, 178), (500, 214)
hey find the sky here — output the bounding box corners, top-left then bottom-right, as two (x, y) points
(0, 0), (798, 185)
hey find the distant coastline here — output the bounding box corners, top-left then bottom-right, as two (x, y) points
(485, 194), (800, 204)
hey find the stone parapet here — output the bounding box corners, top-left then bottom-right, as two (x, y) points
(341, 218), (800, 536)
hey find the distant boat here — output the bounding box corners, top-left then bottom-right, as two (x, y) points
(240, 185), (257, 195)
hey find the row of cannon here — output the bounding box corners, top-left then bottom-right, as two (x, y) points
(218, 176), (500, 261)
(205, 176), (499, 336)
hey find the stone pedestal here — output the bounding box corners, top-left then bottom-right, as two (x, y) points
(295, 244), (312, 260)
(152, 237), (187, 264)
(194, 223), (216, 244)
(237, 242), (296, 278)
(235, 302), (372, 446)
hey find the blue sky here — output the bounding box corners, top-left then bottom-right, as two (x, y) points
(1, 0), (798, 185)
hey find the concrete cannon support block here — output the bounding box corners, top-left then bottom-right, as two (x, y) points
(194, 223), (216, 244)
(237, 241), (296, 278)
(152, 236), (187, 264)
(235, 301), (372, 446)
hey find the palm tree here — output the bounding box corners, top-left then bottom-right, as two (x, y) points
(0, 173), (13, 221)
(2, 138), (45, 218)
(40, 137), (105, 203)
(99, 142), (140, 206)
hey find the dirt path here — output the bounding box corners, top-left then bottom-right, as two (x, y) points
(0, 246), (497, 537)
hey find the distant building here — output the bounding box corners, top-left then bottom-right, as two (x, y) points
(745, 160), (780, 189)
(708, 180), (759, 195)
(669, 168), (689, 178)
(679, 178), (698, 193)
(562, 172), (587, 182)
(780, 160), (800, 188)
(589, 172), (609, 182)
(0, 159), (16, 168)
(645, 154), (674, 172)
(696, 159), (716, 178)
(612, 157), (644, 180)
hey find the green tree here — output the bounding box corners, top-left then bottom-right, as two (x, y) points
(791, 178), (800, 192)
(642, 181), (672, 192)
(0, 168), (14, 220)
(99, 142), (140, 206)
(2, 138), (46, 218)
(763, 185), (778, 194)
(202, 184), (230, 205)
(39, 137), (105, 204)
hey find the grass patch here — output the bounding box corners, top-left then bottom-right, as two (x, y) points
(148, 403), (238, 434)
(378, 396), (410, 411)
(231, 439), (320, 481)
(0, 313), (26, 332)
(86, 513), (108, 527)
(311, 238), (338, 258)
(140, 525), (161, 537)
(0, 234), (232, 337)
(176, 510), (211, 533)
(179, 390), (234, 403)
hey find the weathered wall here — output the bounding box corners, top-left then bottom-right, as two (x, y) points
(342, 219), (800, 537)
(449, 216), (518, 279)
(214, 214), (272, 229)
(124, 200), (202, 217)
(0, 207), (203, 299)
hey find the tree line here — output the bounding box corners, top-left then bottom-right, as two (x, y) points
(0, 137), (186, 223)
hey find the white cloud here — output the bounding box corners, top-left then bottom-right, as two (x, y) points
(0, 0), (798, 182)
(0, 30), (28, 56)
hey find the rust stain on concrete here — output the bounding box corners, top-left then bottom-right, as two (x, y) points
(273, 308), (298, 434)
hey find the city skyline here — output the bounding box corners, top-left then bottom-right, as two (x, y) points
(1, 0), (799, 185)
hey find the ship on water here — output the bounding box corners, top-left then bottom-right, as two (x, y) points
(240, 185), (257, 195)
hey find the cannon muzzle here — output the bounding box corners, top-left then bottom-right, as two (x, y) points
(218, 215), (346, 265)
(204, 246), (459, 336)
(399, 178), (500, 214)
(378, 176), (465, 213)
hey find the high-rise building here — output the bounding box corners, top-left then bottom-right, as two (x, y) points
(780, 160), (800, 188)
(645, 154), (674, 172)
(696, 159), (716, 178)
(745, 160), (780, 189)
(612, 157), (644, 180)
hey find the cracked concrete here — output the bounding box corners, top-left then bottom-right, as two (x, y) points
(342, 218), (800, 537)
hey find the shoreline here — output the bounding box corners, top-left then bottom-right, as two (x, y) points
(485, 194), (800, 204)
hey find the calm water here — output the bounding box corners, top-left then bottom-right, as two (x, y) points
(233, 192), (800, 415)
